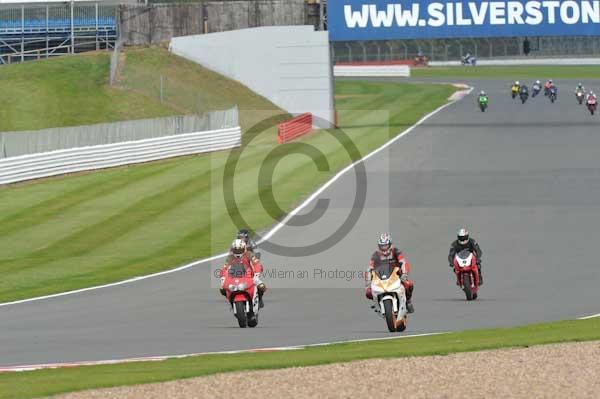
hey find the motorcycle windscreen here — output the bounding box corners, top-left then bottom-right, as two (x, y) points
(374, 263), (395, 280)
(228, 262), (250, 278)
(457, 249), (472, 260)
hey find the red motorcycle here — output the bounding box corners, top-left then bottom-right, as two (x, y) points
(587, 97), (597, 115)
(223, 259), (260, 328)
(452, 249), (480, 300)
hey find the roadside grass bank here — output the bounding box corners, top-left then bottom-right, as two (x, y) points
(0, 318), (598, 399)
(0, 46), (282, 133)
(0, 81), (455, 303)
(412, 65), (600, 80)
(0, 52), (177, 132)
(118, 46), (283, 131)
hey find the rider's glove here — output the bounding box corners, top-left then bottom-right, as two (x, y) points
(400, 273), (409, 282)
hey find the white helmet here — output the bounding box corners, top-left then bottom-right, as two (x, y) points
(549, 79), (553, 84)
(231, 239), (247, 258)
(480, 90), (486, 96)
(377, 233), (393, 254)
(536, 80), (540, 85)
(515, 81), (520, 86)
(457, 228), (469, 245)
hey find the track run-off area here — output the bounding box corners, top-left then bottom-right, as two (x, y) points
(1, 79), (599, 369)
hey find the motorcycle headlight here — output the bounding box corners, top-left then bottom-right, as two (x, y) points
(237, 282), (247, 291)
(382, 278), (401, 291)
(371, 284), (383, 293)
(228, 284), (235, 291)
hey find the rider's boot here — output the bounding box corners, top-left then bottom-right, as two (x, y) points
(257, 284), (266, 308)
(477, 265), (483, 286)
(405, 284), (415, 314)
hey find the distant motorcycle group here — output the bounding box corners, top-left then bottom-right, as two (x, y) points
(478, 80), (598, 115)
(510, 80), (558, 105)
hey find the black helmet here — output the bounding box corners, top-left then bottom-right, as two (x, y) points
(237, 228), (250, 242)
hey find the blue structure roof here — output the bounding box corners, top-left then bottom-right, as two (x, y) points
(0, 16), (116, 33)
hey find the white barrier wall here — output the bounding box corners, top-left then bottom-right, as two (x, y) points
(0, 127), (241, 185)
(170, 26), (335, 128)
(430, 58), (600, 67)
(334, 65), (411, 77)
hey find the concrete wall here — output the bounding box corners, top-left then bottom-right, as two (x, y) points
(170, 26), (335, 128)
(120, 0), (310, 46)
(120, 4), (204, 46)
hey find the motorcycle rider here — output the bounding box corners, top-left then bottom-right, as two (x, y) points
(462, 52), (476, 65)
(532, 80), (541, 92)
(365, 233), (415, 313)
(220, 239), (266, 308)
(236, 228), (260, 259)
(587, 90), (597, 102)
(511, 81), (520, 96)
(575, 83), (586, 94)
(544, 79), (554, 95)
(478, 90), (488, 109)
(448, 228), (483, 285)
(519, 83), (529, 96)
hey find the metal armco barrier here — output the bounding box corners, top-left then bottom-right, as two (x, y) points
(0, 126), (241, 185)
(278, 113), (313, 144)
(333, 64), (410, 77)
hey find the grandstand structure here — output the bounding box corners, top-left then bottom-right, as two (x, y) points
(0, 0), (129, 64)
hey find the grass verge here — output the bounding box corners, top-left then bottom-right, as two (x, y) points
(0, 80), (455, 303)
(0, 46), (284, 133)
(1, 318), (598, 399)
(0, 53), (177, 132)
(412, 65), (600, 80)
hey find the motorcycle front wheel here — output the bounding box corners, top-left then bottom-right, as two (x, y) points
(248, 313), (258, 328)
(463, 274), (474, 301)
(234, 301), (247, 328)
(383, 299), (397, 332)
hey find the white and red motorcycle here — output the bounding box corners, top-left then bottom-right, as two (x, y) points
(452, 249), (481, 301)
(369, 263), (408, 332)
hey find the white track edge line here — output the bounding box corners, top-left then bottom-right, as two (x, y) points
(578, 313), (600, 320)
(0, 87), (473, 308)
(0, 332), (448, 373)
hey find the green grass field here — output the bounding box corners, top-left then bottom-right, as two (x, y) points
(412, 65), (600, 80)
(1, 317), (598, 399)
(0, 78), (456, 303)
(0, 47), (284, 133)
(119, 47), (285, 130)
(0, 53), (177, 132)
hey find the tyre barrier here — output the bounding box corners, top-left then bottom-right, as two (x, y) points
(278, 113), (312, 144)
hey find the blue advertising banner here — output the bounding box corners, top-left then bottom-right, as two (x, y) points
(328, 0), (600, 40)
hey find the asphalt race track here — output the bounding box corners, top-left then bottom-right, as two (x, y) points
(1, 79), (600, 367)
